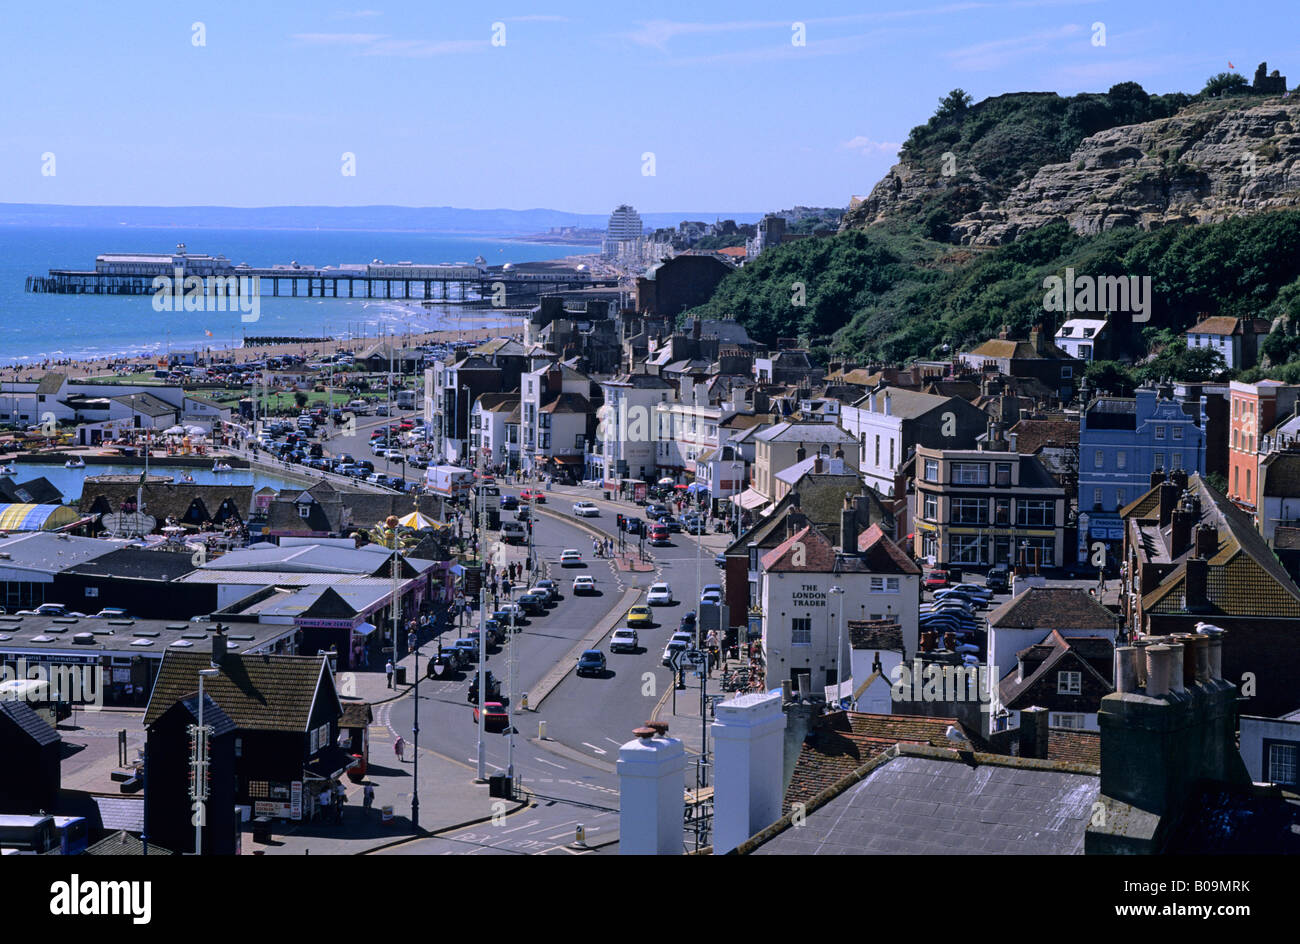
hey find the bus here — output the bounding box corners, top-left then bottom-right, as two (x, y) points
(0, 815), (55, 853)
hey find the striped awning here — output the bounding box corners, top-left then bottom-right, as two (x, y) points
(0, 503), (80, 531)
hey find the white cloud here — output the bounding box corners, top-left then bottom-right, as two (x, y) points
(946, 23), (1083, 70)
(842, 136), (902, 157)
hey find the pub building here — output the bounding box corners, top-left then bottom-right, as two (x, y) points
(143, 628), (353, 829)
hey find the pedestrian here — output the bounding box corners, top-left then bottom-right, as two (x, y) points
(335, 780), (347, 822)
(385, 659), (394, 688)
(363, 783), (375, 815)
(394, 735), (405, 762)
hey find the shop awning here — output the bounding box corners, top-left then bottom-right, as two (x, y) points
(549, 455), (583, 465)
(353, 622), (378, 637)
(735, 488), (767, 510)
(305, 746), (358, 780)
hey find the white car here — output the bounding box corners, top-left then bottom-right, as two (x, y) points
(559, 549), (583, 567)
(573, 575), (596, 594)
(610, 628), (638, 653)
(662, 639), (690, 667)
(646, 583), (674, 606)
(572, 501), (599, 517)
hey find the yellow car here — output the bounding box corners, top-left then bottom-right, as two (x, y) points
(626, 605), (653, 626)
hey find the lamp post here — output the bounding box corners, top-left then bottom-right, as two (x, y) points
(195, 667), (219, 855)
(829, 586), (845, 701)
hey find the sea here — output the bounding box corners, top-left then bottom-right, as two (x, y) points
(0, 225), (597, 365)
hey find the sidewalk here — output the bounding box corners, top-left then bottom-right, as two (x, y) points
(650, 657), (736, 758)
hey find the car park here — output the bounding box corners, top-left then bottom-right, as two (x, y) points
(610, 629), (639, 653)
(572, 501), (599, 517)
(647, 583), (674, 606)
(576, 649), (607, 677)
(985, 565), (1010, 592)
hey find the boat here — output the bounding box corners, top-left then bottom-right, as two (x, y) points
(211, 462), (232, 472)
(181, 473), (195, 483)
(0, 464), (14, 475)
(65, 457), (85, 469)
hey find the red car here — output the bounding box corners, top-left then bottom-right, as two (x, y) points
(473, 701), (509, 732)
(398, 419), (414, 431)
(924, 569), (951, 590)
(521, 488), (544, 502)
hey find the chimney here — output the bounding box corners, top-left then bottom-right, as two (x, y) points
(1194, 524), (1217, 559)
(795, 446), (806, 463)
(1196, 623), (1226, 678)
(883, 392), (891, 416)
(1149, 468), (1164, 488)
(1170, 468), (1188, 490)
(1171, 506), (1195, 557)
(1145, 644), (1172, 696)
(211, 624), (227, 668)
(618, 723), (686, 855)
(692, 319), (701, 340)
(1158, 482), (1179, 526)
(814, 455), (823, 474)
(1184, 557), (1209, 610)
(1114, 646), (1139, 693)
(840, 493), (858, 554)
(711, 690), (786, 854)
(1019, 706), (1050, 759)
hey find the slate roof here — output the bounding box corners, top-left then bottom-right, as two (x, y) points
(144, 651), (338, 732)
(857, 524), (921, 574)
(754, 422), (856, 445)
(62, 547), (199, 581)
(36, 373), (66, 395)
(999, 630), (1114, 709)
(753, 746), (1099, 855)
(1010, 416), (1080, 453)
(111, 391), (177, 418)
(91, 796), (145, 833)
(784, 712), (964, 814)
(79, 482), (253, 526)
(851, 387), (953, 420)
(987, 587), (1119, 631)
(540, 392), (591, 415)
(0, 698), (61, 746)
(84, 830), (177, 856)
(1261, 451), (1300, 498)
(0, 476), (63, 505)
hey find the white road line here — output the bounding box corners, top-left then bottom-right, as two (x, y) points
(535, 757), (566, 769)
(469, 758), (505, 771)
(581, 742), (608, 755)
(603, 737), (621, 746)
(500, 819), (541, 834)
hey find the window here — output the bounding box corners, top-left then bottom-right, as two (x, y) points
(1268, 743), (1298, 785)
(1173, 425), (1183, 440)
(996, 463), (1012, 485)
(951, 497), (987, 525)
(1154, 452), (1165, 471)
(1021, 536), (1055, 567)
(1093, 488), (1104, 509)
(922, 493), (938, 520)
(1094, 449), (1104, 469)
(1062, 366), (1072, 379)
(1116, 488), (1126, 508)
(1154, 425), (1165, 440)
(749, 547), (759, 571)
(923, 458), (940, 482)
(1079, 345), (1092, 360)
(869, 577), (900, 593)
(1017, 499), (1054, 527)
(889, 439), (895, 469)
(1058, 671), (1082, 694)
(995, 497), (1011, 525)
(575, 434), (585, 450)
(1172, 453), (1182, 471)
(951, 534), (983, 564)
(952, 462), (988, 485)
(1116, 451), (1126, 469)
(298, 505), (311, 519)
(1051, 713), (1086, 729)
(791, 617), (812, 646)
(875, 435), (880, 465)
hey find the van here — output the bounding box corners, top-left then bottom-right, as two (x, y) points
(501, 521), (527, 545)
(650, 524), (671, 546)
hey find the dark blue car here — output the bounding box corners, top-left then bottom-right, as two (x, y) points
(576, 649), (607, 677)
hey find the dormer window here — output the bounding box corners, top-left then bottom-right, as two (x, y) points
(1057, 671), (1081, 695)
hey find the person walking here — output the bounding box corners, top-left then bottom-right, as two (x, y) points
(394, 735), (405, 763)
(335, 780), (347, 823)
(363, 783), (375, 816)
(385, 659), (394, 689)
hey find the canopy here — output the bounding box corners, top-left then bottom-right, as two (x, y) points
(0, 503), (80, 532)
(657, 477), (675, 486)
(353, 622), (378, 637)
(735, 487), (768, 510)
(685, 482), (709, 494)
(186, 426), (207, 437)
(398, 510), (434, 530)
(163, 425), (186, 435)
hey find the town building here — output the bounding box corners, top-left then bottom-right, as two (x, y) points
(959, 325), (1079, 402)
(1186, 315), (1271, 370)
(595, 372), (675, 484)
(1054, 318), (1113, 362)
(1227, 379), (1300, 513)
(912, 435), (1067, 570)
(750, 422), (860, 504)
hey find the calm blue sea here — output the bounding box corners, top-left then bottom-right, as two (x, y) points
(0, 226), (595, 364)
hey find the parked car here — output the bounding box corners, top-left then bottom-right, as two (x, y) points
(572, 501), (599, 517)
(468, 671), (501, 703)
(452, 638), (479, 663)
(517, 591), (547, 615)
(985, 565), (1010, 592)
(90, 608), (132, 619)
(661, 638), (690, 667)
(534, 578), (559, 602)
(576, 649), (607, 677)
(645, 503), (669, 520)
(428, 649), (463, 677)
(500, 495), (519, 511)
(647, 583), (674, 606)
(656, 516), (683, 533)
(610, 629), (639, 653)
(924, 569), (951, 590)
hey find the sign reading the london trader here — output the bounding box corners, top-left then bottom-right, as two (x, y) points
(792, 584), (827, 607)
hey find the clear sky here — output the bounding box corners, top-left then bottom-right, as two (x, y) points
(0, 1), (1288, 214)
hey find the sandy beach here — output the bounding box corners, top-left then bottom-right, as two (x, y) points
(0, 313), (528, 384)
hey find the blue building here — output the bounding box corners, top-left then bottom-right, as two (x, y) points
(1079, 384), (1207, 557)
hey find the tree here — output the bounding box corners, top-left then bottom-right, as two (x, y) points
(1084, 359), (1138, 396)
(293, 391), (309, 409)
(1200, 72), (1249, 98)
(935, 89), (973, 121)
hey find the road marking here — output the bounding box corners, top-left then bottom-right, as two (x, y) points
(581, 742), (608, 755)
(603, 737), (621, 746)
(535, 757), (566, 770)
(469, 758), (505, 771)
(500, 819), (541, 834)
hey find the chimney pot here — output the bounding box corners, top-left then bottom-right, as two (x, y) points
(647, 721), (669, 736)
(1196, 623), (1225, 679)
(1146, 644), (1172, 697)
(1114, 646), (1138, 694)
(633, 726), (657, 740)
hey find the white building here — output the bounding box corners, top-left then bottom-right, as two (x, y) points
(1054, 318), (1109, 362)
(596, 372), (675, 484)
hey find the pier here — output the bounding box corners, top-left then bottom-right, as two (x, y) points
(24, 245), (618, 307)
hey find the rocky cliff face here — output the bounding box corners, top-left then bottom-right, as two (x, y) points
(850, 97), (1300, 247)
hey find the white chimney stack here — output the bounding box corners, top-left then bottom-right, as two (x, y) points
(618, 723), (685, 855)
(711, 690), (786, 854)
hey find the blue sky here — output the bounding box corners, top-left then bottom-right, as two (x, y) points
(0, 1), (1288, 214)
